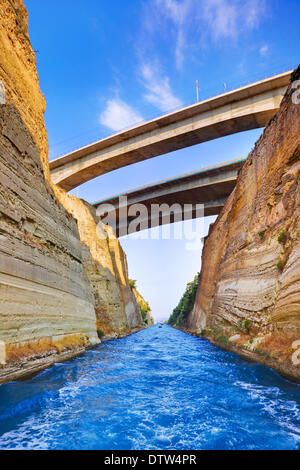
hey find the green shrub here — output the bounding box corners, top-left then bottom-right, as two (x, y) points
(277, 260), (284, 271)
(140, 308), (148, 321)
(128, 279), (137, 290)
(217, 335), (228, 345)
(168, 273), (200, 326)
(258, 231), (266, 240)
(278, 230), (287, 244)
(244, 320), (251, 331)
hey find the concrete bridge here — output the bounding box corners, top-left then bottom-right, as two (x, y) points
(93, 158), (246, 237)
(50, 71), (291, 192)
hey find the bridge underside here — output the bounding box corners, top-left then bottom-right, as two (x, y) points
(93, 159), (245, 237)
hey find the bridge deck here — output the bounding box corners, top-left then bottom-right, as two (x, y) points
(50, 71), (291, 191)
(93, 158), (246, 237)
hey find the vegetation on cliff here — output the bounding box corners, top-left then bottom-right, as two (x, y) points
(129, 280), (154, 325)
(168, 274), (200, 326)
(0, 0), (147, 383)
(181, 72), (300, 382)
(129, 279), (137, 289)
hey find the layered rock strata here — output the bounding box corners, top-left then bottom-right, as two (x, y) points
(0, 101), (100, 383)
(54, 190), (145, 339)
(184, 73), (300, 382)
(0, 0), (146, 383)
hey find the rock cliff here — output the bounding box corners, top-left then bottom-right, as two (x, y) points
(0, 0), (146, 383)
(54, 190), (145, 338)
(0, 0), (48, 175)
(131, 285), (155, 326)
(184, 71), (300, 382)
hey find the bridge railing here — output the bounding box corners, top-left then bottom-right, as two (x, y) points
(50, 64), (295, 161)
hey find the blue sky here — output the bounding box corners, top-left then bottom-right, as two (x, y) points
(26, 0), (299, 321)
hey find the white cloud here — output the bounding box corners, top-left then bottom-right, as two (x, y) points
(245, 0), (265, 28)
(203, 0), (239, 40)
(156, 0), (184, 23)
(203, 0), (265, 41)
(141, 63), (182, 112)
(144, 0), (267, 68)
(259, 44), (269, 57)
(154, 0), (191, 69)
(99, 98), (143, 132)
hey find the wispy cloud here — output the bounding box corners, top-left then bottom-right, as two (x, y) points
(143, 0), (267, 69)
(203, 0), (265, 41)
(99, 98), (143, 132)
(155, 0), (191, 69)
(202, 0), (239, 40)
(100, 0), (267, 132)
(141, 63), (182, 112)
(259, 44), (269, 57)
(153, 0), (191, 70)
(245, 0), (266, 28)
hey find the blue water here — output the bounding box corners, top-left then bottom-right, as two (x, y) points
(0, 325), (299, 450)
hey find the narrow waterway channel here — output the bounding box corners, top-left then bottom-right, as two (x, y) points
(0, 325), (299, 450)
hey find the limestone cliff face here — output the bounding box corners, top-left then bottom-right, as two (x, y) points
(0, 0), (48, 175)
(132, 287), (155, 326)
(0, 0), (101, 382)
(0, 104), (100, 357)
(53, 189), (145, 335)
(186, 77), (300, 381)
(0, 0), (145, 382)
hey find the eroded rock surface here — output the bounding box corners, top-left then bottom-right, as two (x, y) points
(0, 0), (146, 383)
(185, 75), (300, 382)
(0, 0), (49, 174)
(54, 190), (145, 336)
(0, 101), (100, 383)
